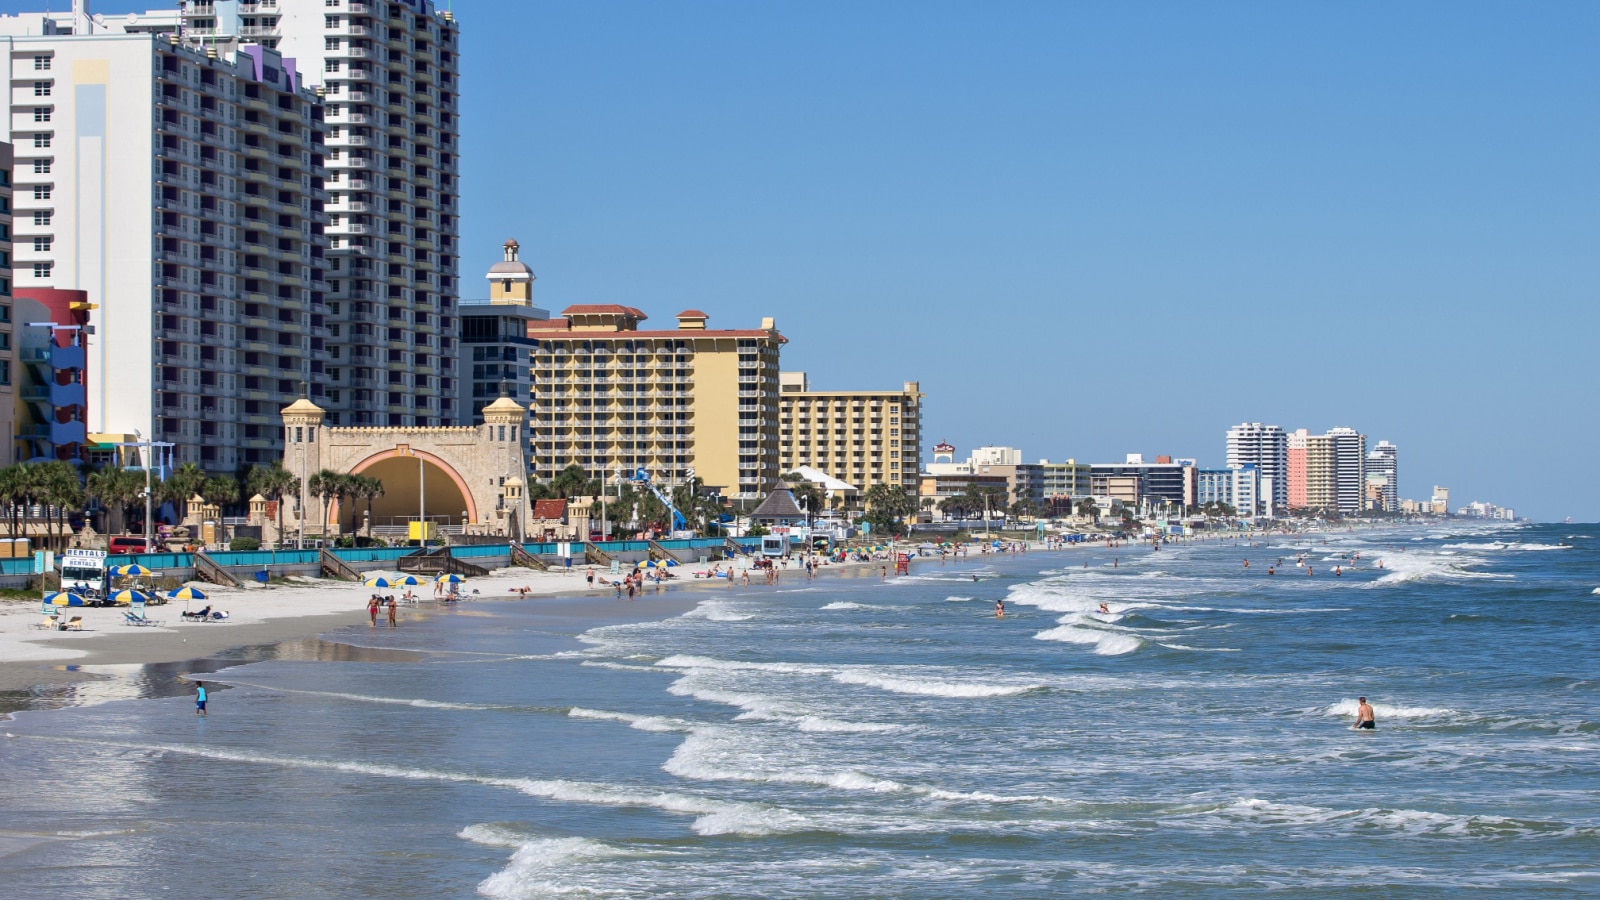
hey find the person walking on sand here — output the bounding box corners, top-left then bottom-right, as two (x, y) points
(1353, 697), (1376, 730)
(195, 681), (208, 717)
(587, 567), (596, 589)
(387, 597), (398, 628)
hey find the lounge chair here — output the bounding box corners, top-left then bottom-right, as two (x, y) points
(31, 615), (58, 631)
(60, 616), (84, 631)
(123, 611), (160, 627)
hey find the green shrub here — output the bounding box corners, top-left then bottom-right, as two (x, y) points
(229, 536), (262, 551)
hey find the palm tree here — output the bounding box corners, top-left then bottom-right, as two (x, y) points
(551, 463), (591, 499)
(355, 474), (384, 535)
(203, 475), (240, 512)
(307, 469), (343, 536)
(782, 472), (824, 531)
(247, 463), (300, 548)
(160, 461), (208, 520)
(36, 462), (83, 550)
(0, 464), (27, 539)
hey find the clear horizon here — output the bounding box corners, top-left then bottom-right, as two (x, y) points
(62, 0), (1600, 521)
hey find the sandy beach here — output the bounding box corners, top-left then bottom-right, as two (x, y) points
(0, 549), (928, 700)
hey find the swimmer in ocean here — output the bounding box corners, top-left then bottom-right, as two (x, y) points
(1353, 697), (1375, 730)
(995, 599), (1005, 618)
(1098, 602), (1110, 614)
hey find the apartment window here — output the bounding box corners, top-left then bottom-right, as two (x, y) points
(32, 133), (51, 149)
(325, 15), (341, 27)
(325, 60), (342, 72)
(33, 55), (50, 70)
(0, 361), (9, 386)
(32, 107), (51, 123)
(33, 238), (50, 253)
(32, 186), (51, 201)
(32, 160), (50, 175)
(33, 82), (51, 97)
(33, 263), (52, 278)
(33, 211), (51, 227)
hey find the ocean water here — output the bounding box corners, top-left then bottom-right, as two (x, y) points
(3, 521), (1598, 897)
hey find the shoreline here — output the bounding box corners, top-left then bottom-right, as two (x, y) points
(0, 545), (1038, 709)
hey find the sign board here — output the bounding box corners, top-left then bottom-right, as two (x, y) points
(609, 560), (621, 576)
(62, 549), (106, 564)
(32, 550), (54, 575)
(557, 542), (572, 559)
(408, 521), (437, 541)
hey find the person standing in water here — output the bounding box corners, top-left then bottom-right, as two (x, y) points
(195, 681), (208, 717)
(994, 598), (1005, 618)
(1353, 697), (1375, 730)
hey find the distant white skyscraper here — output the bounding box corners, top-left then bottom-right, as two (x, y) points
(1326, 426), (1367, 514)
(1367, 440), (1397, 512)
(1225, 423), (1286, 514)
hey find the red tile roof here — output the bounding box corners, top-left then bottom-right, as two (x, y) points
(560, 304), (648, 319)
(676, 309), (709, 318)
(532, 499), (568, 521)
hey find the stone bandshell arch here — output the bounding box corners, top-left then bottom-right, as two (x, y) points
(278, 392), (531, 540)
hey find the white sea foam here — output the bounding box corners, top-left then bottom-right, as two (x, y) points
(1156, 643), (1241, 652)
(1033, 623), (1142, 655)
(795, 716), (904, 733)
(467, 832), (634, 899)
(1444, 541), (1571, 552)
(567, 707), (695, 733)
(820, 601), (875, 610)
(1321, 699), (1461, 721)
(830, 669), (1041, 697)
(682, 600), (755, 622)
(1179, 798), (1590, 838)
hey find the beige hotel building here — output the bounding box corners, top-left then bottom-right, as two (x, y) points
(527, 307), (783, 501)
(777, 372), (922, 491)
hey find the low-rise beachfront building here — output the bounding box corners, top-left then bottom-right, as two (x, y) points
(1039, 458), (1091, 514)
(528, 307), (783, 502)
(1089, 454), (1195, 511)
(777, 371), (922, 492)
(917, 471), (1008, 521)
(1195, 465), (1258, 515)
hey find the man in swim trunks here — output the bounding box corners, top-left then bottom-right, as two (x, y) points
(1354, 697), (1375, 730)
(195, 681), (208, 717)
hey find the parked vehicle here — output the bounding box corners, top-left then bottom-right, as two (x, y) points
(108, 536), (153, 555)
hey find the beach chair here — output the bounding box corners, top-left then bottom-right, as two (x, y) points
(123, 611), (160, 627)
(60, 616), (84, 631)
(31, 615), (57, 630)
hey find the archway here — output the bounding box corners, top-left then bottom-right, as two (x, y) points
(332, 449), (477, 534)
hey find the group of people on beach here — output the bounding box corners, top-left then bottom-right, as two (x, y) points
(367, 595), (397, 627)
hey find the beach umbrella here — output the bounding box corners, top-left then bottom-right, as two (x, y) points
(661, 557), (679, 567)
(110, 589), (151, 607)
(112, 564), (154, 577)
(45, 591), (87, 606)
(364, 576), (396, 588)
(435, 573), (466, 584)
(395, 574), (424, 586)
(168, 586), (209, 601)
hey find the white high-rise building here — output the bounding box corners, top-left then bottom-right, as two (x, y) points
(1367, 440), (1397, 512)
(1326, 426), (1367, 514)
(1225, 422), (1286, 514)
(0, 10), (327, 470)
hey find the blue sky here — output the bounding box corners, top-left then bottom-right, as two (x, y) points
(65, 1), (1600, 520)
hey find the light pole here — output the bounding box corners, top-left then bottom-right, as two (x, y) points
(418, 452), (426, 549)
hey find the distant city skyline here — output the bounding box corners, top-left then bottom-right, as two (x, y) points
(73, 0), (1600, 520)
